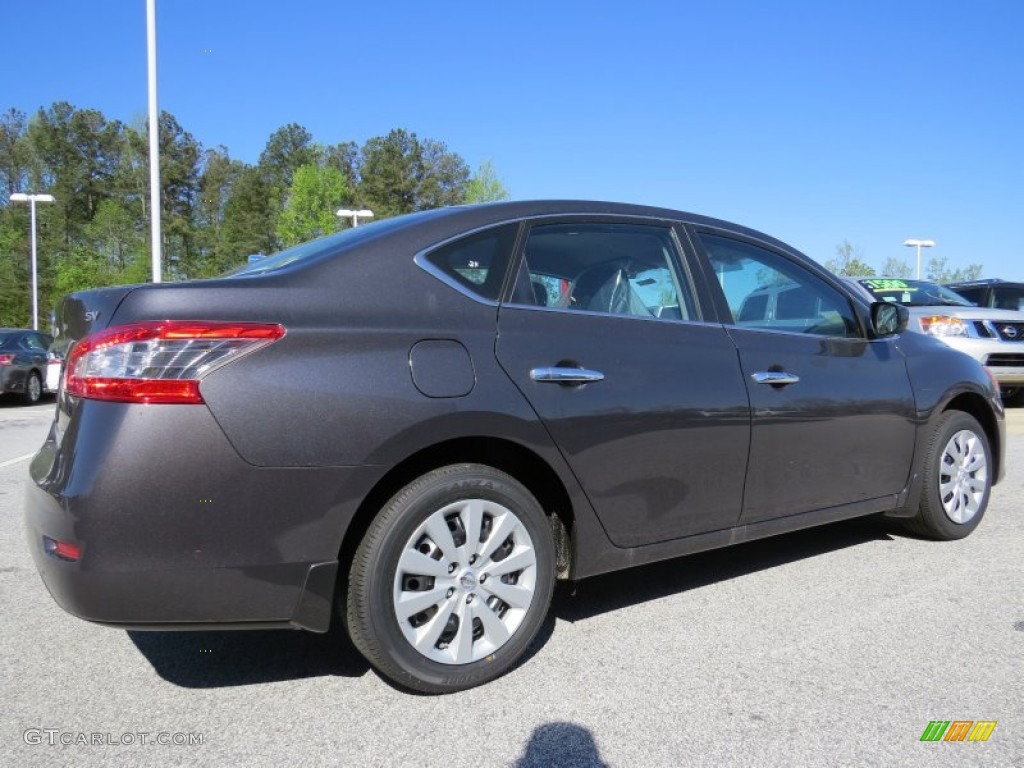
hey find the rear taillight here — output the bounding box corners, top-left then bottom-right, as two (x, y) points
(43, 536), (80, 562)
(64, 321), (285, 404)
(0, 353), (13, 365)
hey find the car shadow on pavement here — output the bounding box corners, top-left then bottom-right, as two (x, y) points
(127, 618), (369, 688)
(128, 515), (896, 691)
(0, 392), (56, 408)
(552, 514), (897, 624)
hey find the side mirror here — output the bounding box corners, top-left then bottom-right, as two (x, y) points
(871, 301), (908, 337)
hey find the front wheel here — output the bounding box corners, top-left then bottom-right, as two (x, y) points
(903, 411), (991, 540)
(346, 464), (556, 693)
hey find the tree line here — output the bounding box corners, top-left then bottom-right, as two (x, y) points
(0, 103), (510, 328)
(824, 240), (982, 282)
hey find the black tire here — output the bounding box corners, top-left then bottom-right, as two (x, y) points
(902, 411), (991, 540)
(346, 463), (555, 694)
(22, 371), (42, 405)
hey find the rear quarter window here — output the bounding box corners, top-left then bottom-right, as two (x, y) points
(422, 224), (519, 302)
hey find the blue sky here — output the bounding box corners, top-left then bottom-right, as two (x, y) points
(4, 1), (1023, 278)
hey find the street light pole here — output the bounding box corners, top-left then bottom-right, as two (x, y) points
(336, 208), (375, 228)
(904, 238), (935, 279)
(146, 0), (163, 283)
(10, 192), (56, 330)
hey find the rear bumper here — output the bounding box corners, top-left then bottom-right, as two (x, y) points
(24, 399), (384, 631)
(1, 366), (28, 394)
(26, 506), (337, 632)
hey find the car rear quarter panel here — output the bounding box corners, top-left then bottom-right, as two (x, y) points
(26, 399), (384, 623)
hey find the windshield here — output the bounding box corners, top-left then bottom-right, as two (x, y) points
(858, 278), (974, 307)
(223, 209), (447, 277)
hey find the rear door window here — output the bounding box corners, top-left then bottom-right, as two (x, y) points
(507, 222), (697, 321)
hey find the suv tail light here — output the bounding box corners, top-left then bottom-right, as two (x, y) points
(64, 321), (285, 404)
(0, 353), (13, 365)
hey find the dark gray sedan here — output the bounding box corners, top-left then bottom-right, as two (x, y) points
(25, 201), (1004, 693)
(1, 328), (54, 404)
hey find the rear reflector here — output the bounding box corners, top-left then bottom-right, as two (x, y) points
(43, 536), (81, 562)
(64, 321), (285, 404)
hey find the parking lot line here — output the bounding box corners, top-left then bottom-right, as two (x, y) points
(0, 452), (35, 469)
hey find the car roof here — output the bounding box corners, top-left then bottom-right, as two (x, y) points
(377, 200), (801, 254)
(948, 278), (1024, 288)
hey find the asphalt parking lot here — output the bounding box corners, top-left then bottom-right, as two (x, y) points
(1, 396), (1022, 767)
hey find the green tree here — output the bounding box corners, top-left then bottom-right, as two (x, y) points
(357, 129), (470, 217)
(0, 219), (28, 326)
(276, 163), (348, 246)
(879, 256), (913, 278)
(152, 112), (202, 278)
(322, 141), (359, 191)
(357, 129), (422, 217)
(416, 138), (470, 209)
(465, 160), (510, 203)
(0, 108), (31, 197)
(84, 198), (141, 271)
(926, 255), (983, 283)
(27, 102), (124, 246)
(219, 167), (277, 269)
(259, 123), (318, 194)
(193, 146), (245, 276)
(825, 240), (875, 276)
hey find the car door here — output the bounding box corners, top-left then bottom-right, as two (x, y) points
(495, 219), (751, 547)
(691, 228), (917, 525)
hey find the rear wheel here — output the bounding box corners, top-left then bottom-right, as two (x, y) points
(903, 411), (991, 540)
(22, 371), (42, 405)
(346, 464), (555, 693)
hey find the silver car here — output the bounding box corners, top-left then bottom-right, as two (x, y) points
(851, 278), (1024, 403)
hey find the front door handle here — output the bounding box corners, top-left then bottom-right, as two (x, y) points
(530, 367), (605, 384)
(752, 371), (800, 386)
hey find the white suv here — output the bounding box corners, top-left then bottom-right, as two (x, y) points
(852, 278), (1024, 404)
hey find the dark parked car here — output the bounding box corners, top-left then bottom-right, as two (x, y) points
(26, 201), (1004, 693)
(948, 278), (1024, 312)
(0, 328), (55, 404)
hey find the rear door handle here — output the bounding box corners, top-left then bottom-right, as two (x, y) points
(752, 371), (800, 386)
(530, 367), (605, 384)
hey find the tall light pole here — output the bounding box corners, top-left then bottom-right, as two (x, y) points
(10, 193), (55, 330)
(146, 0), (163, 282)
(904, 238), (935, 279)
(336, 208), (374, 228)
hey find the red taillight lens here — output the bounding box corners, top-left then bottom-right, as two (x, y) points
(43, 536), (81, 562)
(0, 353), (14, 365)
(64, 321), (285, 404)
